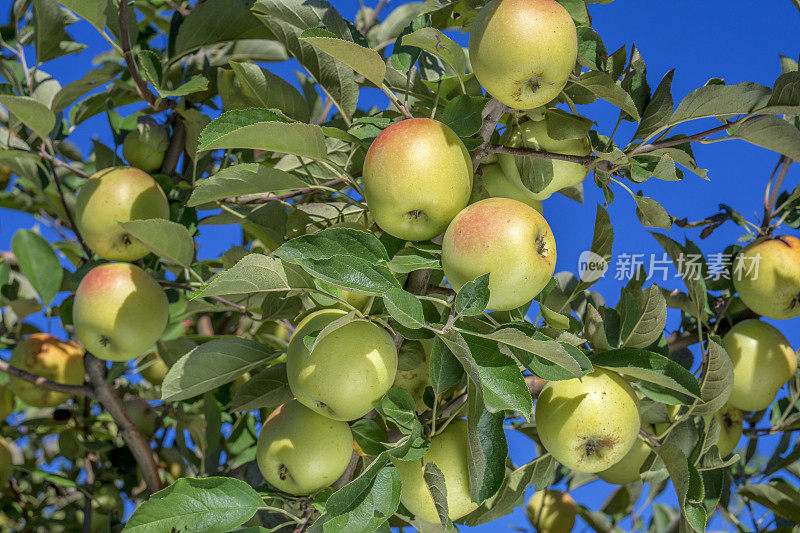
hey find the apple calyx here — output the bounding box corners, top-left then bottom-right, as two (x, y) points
(580, 436), (617, 460)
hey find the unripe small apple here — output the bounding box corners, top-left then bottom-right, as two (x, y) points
(597, 429), (652, 485)
(525, 490), (577, 533)
(256, 400), (353, 495)
(0, 437), (16, 487)
(473, 163), (543, 213)
(713, 405), (743, 457)
(363, 118), (473, 241)
(8, 333), (85, 408)
(394, 419), (478, 523)
(122, 119), (169, 173)
(393, 340), (432, 413)
(123, 395), (157, 438)
(732, 235), (800, 319)
(535, 368), (640, 473)
(73, 263), (169, 362)
(287, 308), (397, 421)
(498, 120), (590, 200)
(469, 0), (578, 110)
(442, 197), (556, 311)
(137, 352), (169, 386)
(75, 166), (170, 261)
(721, 319), (796, 411)
(0, 385), (15, 419)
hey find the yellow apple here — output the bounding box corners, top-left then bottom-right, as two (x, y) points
(394, 419), (478, 524)
(474, 163), (544, 213)
(0, 437), (16, 487)
(597, 430), (653, 485)
(287, 308), (397, 421)
(720, 319), (797, 411)
(733, 235), (800, 319)
(8, 333), (85, 408)
(363, 118), (473, 241)
(0, 385), (15, 419)
(137, 352), (169, 386)
(713, 404), (743, 457)
(75, 166), (170, 261)
(256, 400), (353, 495)
(442, 197), (556, 311)
(73, 263), (169, 362)
(535, 368), (640, 473)
(469, 0), (578, 110)
(122, 120), (169, 173)
(525, 490), (577, 533)
(498, 120), (590, 200)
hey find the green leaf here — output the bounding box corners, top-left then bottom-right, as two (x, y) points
(51, 63), (124, 113)
(162, 339), (279, 401)
(441, 95), (489, 137)
(122, 477), (263, 533)
(634, 69), (675, 140)
(188, 163), (309, 206)
(656, 443), (707, 532)
(669, 81), (771, 127)
(34, 0), (85, 63)
(480, 328), (584, 378)
(197, 109), (327, 159)
(454, 274), (490, 317)
(689, 339), (734, 417)
(570, 70), (641, 121)
(576, 26), (606, 71)
(228, 60), (309, 122)
(58, 0), (107, 29)
(466, 396), (508, 502)
(760, 71), (800, 116)
(738, 479), (800, 523)
(300, 28), (386, 87)
(376, 388), (421, 435)
(352, 419), (389, 456)
(634, 195), (672, 229)
(194, 254), (313, 300)
(591, 349), (701, 404)
(230, 364), (293, 411)
(730, 115), (800, 161)
(0, 95), (56, 140)
(401, 28), (467, 86)
(10, 229), (62, 306)
(384, 288), (425, 329)
(422, 462), (449, 526)
(309, 453), (401, 533)
(119, 219), (195, 268)
(650, 232), (708, 320)
(463, 334), (533, 418)
(618, 284), (667, 348)
(428, 337), (465, 395)
(572, 205), (613, 295)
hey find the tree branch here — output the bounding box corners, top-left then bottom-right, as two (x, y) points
(34, 148), (91, 179)
(222, 178), (345, 204)
(160, 116), (186, 178)
(0, 359), (94, 397)
(470, 99), (510, 170)
(84, 354), (163, 493)
(481, 144), (601, 167)
(666, 329), (699, 353)
(41, 147), (93, 258)
(362, 0), (389, 33)
(628, 115), (768, 156)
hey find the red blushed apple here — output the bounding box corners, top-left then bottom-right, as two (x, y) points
(442, 197), (556, 311)
(363, 118), (473, 242)
(8, 333), (85, 408)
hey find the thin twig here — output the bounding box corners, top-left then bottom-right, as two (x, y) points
(481, 144), (600, 167)
(362, 0), (389, 33)
(0, 359), (94, 397)
(35, 148), (91, 179)
(222, 178), (345, 204)
(470, 99), (509, 170)
(761, 156), (793, 234)
(41, 146), (93, 257)
(160, 117), (186, 178)
(639, 428), (660, 447)
(629, 115), (768, 156)
(82, 457), (95, 533)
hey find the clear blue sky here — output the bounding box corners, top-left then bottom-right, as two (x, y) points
(1, 1), (799, 531)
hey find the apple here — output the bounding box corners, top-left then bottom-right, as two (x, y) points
(123, 395), (157, 438)
(73, 263), (169, 362)
(720, 319), (797, 411)
(535, 368), (640, 473)
(363, 118), (473, 241)
(0, 385), (15, 420)
(498, 119), (590, 200)
(75, 166), (170, 261)
(469, 0), (578, 110)
(8, 333), (85, 408)
(256, 400), (353, 495)
(525, 490), (577, 533)
(713, 404), (743, 457)
(597, 429), (652, 485)
(287, 308), (398, 421)
(441, 197), (556, 311)
(732, 235), (800, 319)
(122, 119), (169, 173)
(94, 483), (124, 513)
(394, 419), (478, 523)
(0, 437), (15, 487)
(0, 162), (11, 189)
(137, 352), (169, 386)
(393, 340), (432, 413)
(473, 163), (544, 213)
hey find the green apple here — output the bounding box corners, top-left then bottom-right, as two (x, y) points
(137, 352), (169, 386)
(73, 263), (169, 362)
(75, 166), (170, 261)
(287, 308), (397, 421)
(8, 333), (85, 408)
(498, 120), (590, 200)
(93, 483), (124, 513)
(597, 429), (653, 485)
(442, 197), (556, 311)
(721, 319), (797, 411)
(393, 340), (432, 413)
(0, 437), (15, 487)
(713, 404), (743, 457)
(535, 368), (641, 473)
(256, 400), (353, 495)
(0, 162), (11, 189)
(394, 419), (478, 523)
(733, 235), (800, 319)
(122, 119), (169, 173)
(525, 490), (577, 533)
(469, 0), (578, 110)
(0, 385), (15, 420)
(473, 163), (543, 213)
(363, 118), (473, 241)
(124, 395), (156, 438)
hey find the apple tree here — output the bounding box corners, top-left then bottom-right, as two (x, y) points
(0, 0), (799, 531)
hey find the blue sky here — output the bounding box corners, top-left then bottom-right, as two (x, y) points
(1, 0), (799, 531)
